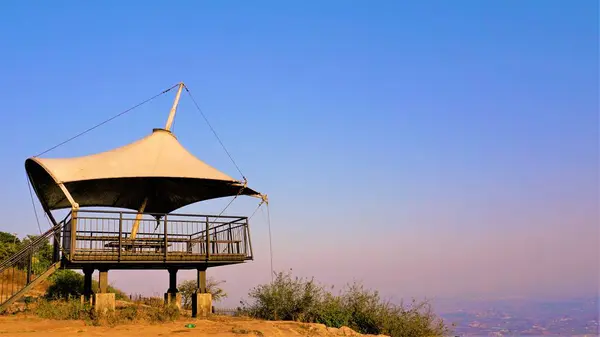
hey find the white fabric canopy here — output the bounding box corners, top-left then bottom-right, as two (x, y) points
(31, 129), (236, 183)
(26, 128), (260, 213)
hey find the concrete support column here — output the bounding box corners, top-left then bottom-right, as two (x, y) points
(197, 269), (207, 293)
(192, 268), (212, 318)
(93, 268), (115, 313)
(164, 268), (181, 309)
(98, 269), (108, 293)
(82, 268), (94, 303)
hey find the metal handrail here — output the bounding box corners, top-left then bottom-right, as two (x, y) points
(0, 216), (67, 272)
(189, 222), (247, 237)
(190, 223), (248, 238)
(76, 209), (246, 219)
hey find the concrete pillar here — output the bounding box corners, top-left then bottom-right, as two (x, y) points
(93, 268), (115, 313)
(98, 269), (108, 293)
(192, 293), (212, 317)
(93, 293), (115, 313)
(192, 268), (212, 318)
(164, 268), (181, 309)
(198, 269), (207, 293)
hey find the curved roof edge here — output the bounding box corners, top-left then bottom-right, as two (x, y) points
(25, 128), (262, 213)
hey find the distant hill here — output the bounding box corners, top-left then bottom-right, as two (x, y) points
(436, 297), (599, 336)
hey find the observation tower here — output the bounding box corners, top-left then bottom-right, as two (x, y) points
(0, 83), (266, 316)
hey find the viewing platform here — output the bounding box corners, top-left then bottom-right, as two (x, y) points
(0, 82), (267, 315)
(60, 209), (253, 269)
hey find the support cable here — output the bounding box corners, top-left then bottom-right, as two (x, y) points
(249, 200), (265, 220)
(27, 172), (71, 259)
(183, 84), (246, 181)
(250, 197), (275, 283)
(35, 83), (179, 157)
(263, 204), (274, 283)
(26, 173), (43, 235)
(208, 183), (247, 226)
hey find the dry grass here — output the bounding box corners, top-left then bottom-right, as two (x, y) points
(32, 299), (182, 326)
(0, 268), (50, 294)
(0, 268), (50, 314)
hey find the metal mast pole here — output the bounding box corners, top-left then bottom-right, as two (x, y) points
(130, 82), (184, 240)
(165, 82), (185, 131)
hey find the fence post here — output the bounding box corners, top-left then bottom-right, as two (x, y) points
(245, 219), (253, 259)
(118, 212), (123, 262)
(205, 218), (210, 260)
(26, 248), (32, 284)
(52, 224), (61, 263)
(227, 224), (232, 254)
(164, 215), (168, 261)
(243, 222), (248, 256)
(70, 209), (78, 260)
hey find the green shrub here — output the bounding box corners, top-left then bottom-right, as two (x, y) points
(338, 283), (383, 334)
(45, 269), (128, 301)
(316, 292), (351, 328)
(45, 270), (84, 300)
(243, 271), (322, 322)
(242, 270), (452, 337)
(378, 298), (452, 337)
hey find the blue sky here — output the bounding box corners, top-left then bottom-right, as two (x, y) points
(0, 1), (598, 304)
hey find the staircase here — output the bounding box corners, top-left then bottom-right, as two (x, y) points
(0, 218), (68, 312)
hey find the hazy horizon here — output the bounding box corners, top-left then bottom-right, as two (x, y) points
(1, 0), (598, 308)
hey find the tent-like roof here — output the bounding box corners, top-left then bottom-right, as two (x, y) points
(25, 128), (260, 214)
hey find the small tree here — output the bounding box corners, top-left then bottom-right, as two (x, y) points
(20, 235), (53, 275)
(45, 270), (84, 300)
(0, 232), (20, 245)
(0, 232), (20, 262)
(178, 277), (227, 309)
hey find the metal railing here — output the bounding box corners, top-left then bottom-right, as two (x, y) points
(0, 215), (67, 310)
(65, 210), (253, 263)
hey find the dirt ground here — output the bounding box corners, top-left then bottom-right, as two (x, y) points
(0, 315), (388, 337)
